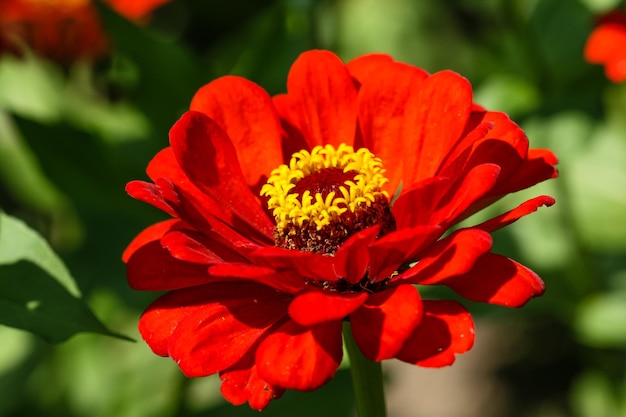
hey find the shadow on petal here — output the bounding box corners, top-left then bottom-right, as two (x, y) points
(256, 319), (343, 391)
(396, 300), (474, 367)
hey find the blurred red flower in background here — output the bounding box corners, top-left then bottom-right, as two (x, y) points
(0, 0), (169, 63)
(585, 10), (626, 82)
(124, 50), (558, 410)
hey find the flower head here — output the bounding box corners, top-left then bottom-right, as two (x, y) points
(0, 0), (169, 63)
(124, 50), (558, 410)
(584, 10), (626, 83)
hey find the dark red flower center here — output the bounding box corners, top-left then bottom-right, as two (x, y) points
(261, 144), (396, 255)
(291, 168), (356, 202)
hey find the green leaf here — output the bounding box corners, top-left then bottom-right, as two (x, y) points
(0, 212), (129, 342)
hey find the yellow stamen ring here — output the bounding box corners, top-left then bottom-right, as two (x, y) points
(260, 144), (390, 231)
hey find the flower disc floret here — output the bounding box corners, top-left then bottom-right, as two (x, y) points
(260, 144), (394, 254)
(261, 144), (390, 230)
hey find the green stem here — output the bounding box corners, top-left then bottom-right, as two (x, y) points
(342, 322), (387, 417)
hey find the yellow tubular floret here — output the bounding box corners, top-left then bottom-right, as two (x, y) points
(260, 144), (390, 230)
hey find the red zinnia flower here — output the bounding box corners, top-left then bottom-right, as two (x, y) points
(584, 10), (626, 82)
(124, 50), (558, 410)
(0, 0), (169, 63)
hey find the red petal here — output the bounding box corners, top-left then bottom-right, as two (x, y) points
(127, 240), (214, 290)
(436, 253), (546, 307)
(392, 164), (501, 229)
(403, 70), (474, 182)
(137, 282), (287, 357)
(368, 225), (443, 280)
(585, 22), (626, 82)
(396, 300), (474, 367)
(190, 75), (284, 192)
(220, 350), (284, 411)
(346, 53), (394, 85)
(397, 228), (492, 285)
(286, 50), (358, 148)
(169, 111), (274, 237)
(159, 283), (290, 377)
(122, 219), (178, 263)
(357, 62), (429, 193)
(107, 0), (169, 20)
(441, 137), (525, 193)
(475, 195), (556, 233)
(272, 93), (309, 157)
(250, 246), (337, 282)
(207, 262), (305, 295)
(333, 225), (380, 284)
(166, 179), (269, 250)
(433, 163), (501, 227)
(148, 177), (204, 225)
(161, 229), (235, 264)
(605, 56), (626, 83)
(146, 147), (182, 182)
(139, 298), (195, 357)
(444, 110), (528, 172)
(140, 150), (227, 224)
(126, 180), (178, 218)
(530, 147), (558, 165)
(351, 284), (423, 361)
(145, 148), (232, 227)
(256, 320), (343, 391)
(392, 177), (450, 229)
(436, 139), (527, 222)
(490, 148), (558, 196)
(473, 111), (527, 153)
(140, 153), (269, 249)
(585, 23), (623, 62)
(144, 148), (254, 236)
(289, 290), (368, 326)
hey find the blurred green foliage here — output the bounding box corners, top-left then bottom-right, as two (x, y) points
(0, 0), (625, 416)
